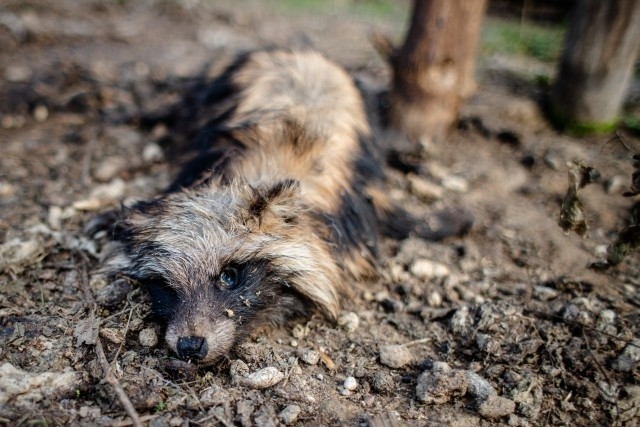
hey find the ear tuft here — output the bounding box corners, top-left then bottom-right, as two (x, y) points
(246, 179), (300, 230)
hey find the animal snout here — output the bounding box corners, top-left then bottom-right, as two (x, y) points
(176, 336), (208, 361)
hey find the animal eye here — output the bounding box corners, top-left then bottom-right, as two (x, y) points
(219, 267), (238, 289)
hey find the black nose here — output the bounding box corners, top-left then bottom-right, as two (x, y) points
(176, 336), (208, 361)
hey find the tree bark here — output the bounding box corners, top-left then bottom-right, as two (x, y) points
(386, 0), (487, 142)
(551, 0), (640, 133)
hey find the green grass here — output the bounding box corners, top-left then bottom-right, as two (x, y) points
(273, 0), (408, 20)
(481, 17), (566, 63)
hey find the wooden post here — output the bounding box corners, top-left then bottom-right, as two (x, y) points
(550, 0), (640, 134)
(384, 0), (487, 142)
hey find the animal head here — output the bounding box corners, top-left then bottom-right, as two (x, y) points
(101, 179), (340, 365)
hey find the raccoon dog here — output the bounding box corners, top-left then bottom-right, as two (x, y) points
(90, 50), (470, 365)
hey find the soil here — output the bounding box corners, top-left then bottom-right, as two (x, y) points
(0, 1), (638, 426)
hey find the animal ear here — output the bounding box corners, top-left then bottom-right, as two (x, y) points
(246, 179), (300, 230)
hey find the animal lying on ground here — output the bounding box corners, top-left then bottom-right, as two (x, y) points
(88, 49), (472, 365)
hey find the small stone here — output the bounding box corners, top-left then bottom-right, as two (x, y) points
(362, 394), (375, 407)
(407, 174), (443, 201)
(410, 259), (450, 280)
(32, 104), (49, 122)
(278, 404), (301, 425)
(379, 344), (413, 369)
(612, 339), (640, 372)
(596, 309), (616, 329)
(93, 157), (124, 182)
(441, 175), (469, 192)
(142, 142), (164, 163)
(4, 64), (32, 82)
(169, 417), (183, 427)
(74, 179), (126, 211)
(427, 291), (442, 307)
(242, 367), (284, 389)
(129, 318), (143, 332)
(477, 394), (516, 419)
(0, 181), (16, 199)
(338, 312), (359, 332)
(561, 304), (580, 321)
(300, 349), (320, 365)
(604, 175), (626, 195)
(432, 361), (452, 374)
(475, 334), (489, 352)
(291, 324), (309, 339)
(47, 206), (64, 230)
(533, 286), (558, 301)
(341, 389), (352, 396)
(416, 368), (467, 404)
(343, 376), (357, 391)
(465, 371), (496, 401)
(79, 406), (90, 418)
(139, 328), (158, 347)
(450, 306), (471, 334)
(372, 371), (395, 394)
(95, 278), (132, 308)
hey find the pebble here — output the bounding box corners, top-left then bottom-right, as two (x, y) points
(441, 175), (469, 192)
(142, 142), (164, 163)
(4, 64), (32, 82)
(291, 324), (309, 339)
(604, 175), (626, 195)
(139, 328), (158, 347)
(278, 404), (301, 425)
(427, 291), (443, 307)
(93, 157), (123, 182)
(241, 367), (284, 389)
(372, 371), (395, 394)
(338, 312), (359, 332)
(596, 309), (615, 329)
(416, 367), (467, 404)
(450, 305), (471, 334)
(612, 339), (640, 372)
(0, 181), (16, 199)
(95, 278), (132, 308)
(343, 376), (357, 391)
(410, 259), (450, 280)
(379, 344), (413, 369)
(561, 304), (580, 321)
(407, 174), (443, 201)
(477, 394), (516, 419)
(47, 206), (64, 230)
(33, 104), (49, 122)
(300, 349), (320, 365)
(73, 179), (126, 211)
(533, 286), (559, 301)
(362, 394), (375, 407)
(465, 371), (496, 401)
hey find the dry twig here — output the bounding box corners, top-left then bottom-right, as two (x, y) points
(79, 265), (143, 427)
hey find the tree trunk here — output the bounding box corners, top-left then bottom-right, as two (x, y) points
(551, 0), (640, 134)
(386, 0), (487, 142)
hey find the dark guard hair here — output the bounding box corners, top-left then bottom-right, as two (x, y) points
(88, 49), (472, 365)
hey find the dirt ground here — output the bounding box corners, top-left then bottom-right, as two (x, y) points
(0, 1), (639, 426)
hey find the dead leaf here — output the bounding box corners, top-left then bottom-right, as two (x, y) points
(559, 161), (600, 236)
(74, 314), (99, 347)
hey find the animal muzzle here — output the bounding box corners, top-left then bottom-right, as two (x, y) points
(176, 336), (209, 361)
